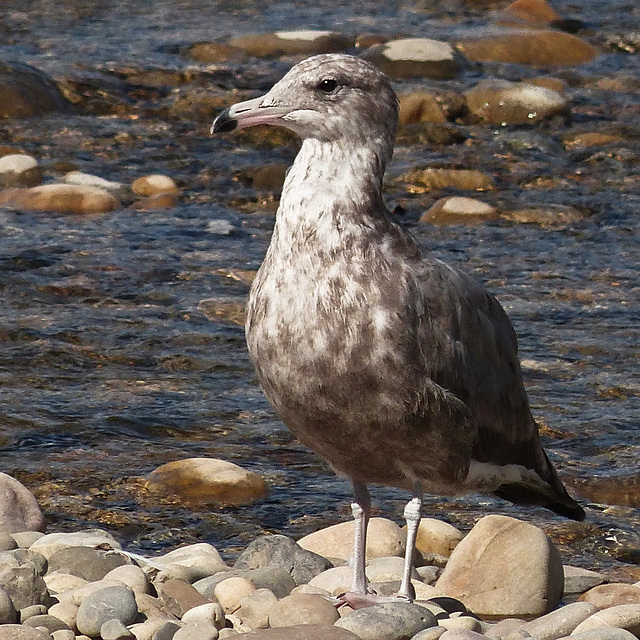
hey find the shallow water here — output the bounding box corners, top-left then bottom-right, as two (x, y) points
(0, 0), (639, 572)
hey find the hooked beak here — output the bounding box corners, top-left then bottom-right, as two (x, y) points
(210, 95), (292, 134)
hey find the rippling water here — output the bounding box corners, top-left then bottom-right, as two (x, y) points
(0, 0), (639, 571)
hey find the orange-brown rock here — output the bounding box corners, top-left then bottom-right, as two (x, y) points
(398, 92), (447, 125)
(0, 184), (119, 214)
(228, 31), (352, 58)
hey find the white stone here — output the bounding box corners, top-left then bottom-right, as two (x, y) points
(64, 171), (123, 191)
(274, 30), (335, 41)
(0, 154), (38, 173)
(383, 38), (455, 62)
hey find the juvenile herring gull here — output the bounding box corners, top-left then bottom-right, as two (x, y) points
(212, 54), (584, 604)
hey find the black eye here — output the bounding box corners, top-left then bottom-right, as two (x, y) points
(317, 78), (339, 93)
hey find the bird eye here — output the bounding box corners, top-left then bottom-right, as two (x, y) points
(317, 78), (339, 93)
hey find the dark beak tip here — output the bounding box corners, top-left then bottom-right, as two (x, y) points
(211, 107), (238, 135)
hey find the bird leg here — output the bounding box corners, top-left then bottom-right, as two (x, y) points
(349, 481), (371, 595)
(398, 482), (423, 600)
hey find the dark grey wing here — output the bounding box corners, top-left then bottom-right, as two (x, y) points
(414, 259), (584, 520)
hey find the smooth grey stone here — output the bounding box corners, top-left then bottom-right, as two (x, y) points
(234, 534), (332, 586)
(0, 532), (18, 551)
(173, 622), (219, 640)
(244, 567), (296, 599)
(48, 546), (128, 582)
(0, 586), (16, 623)
(413, 627), (447, 640)
(76, 585), (138, 637)
(152, 621), (182, 640)
(101, 617), (136, 639)
(336, 601), (437, 640)
(522, 602), (597, 640)
(563, 566), (607, 596)
(23, 613), (71, 633)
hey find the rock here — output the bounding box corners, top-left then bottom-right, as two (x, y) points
(20, 604), (47, 621)
(500, 204), (589, 225)
(12, 532), (44, 548)
(100, 618), (135, 639)
(133, 193), (179, 210)
(0, 586), (17, 623)
(465, 79), (569, 125)
(520, 601), (598, 639)
(0, 184), (120, 214)
(435, 515), (564, 618)
(400, 168), (495, 193)
(173, 621), (220, 640)
(132, 174), (179, 196)
(416, 565), (440, 584)
(215, 576), (257, 612)
(439, 632), (487, 640)
(51, 631), (76, 640)
(29, 529), (121, 559)
(297, 517), (405, 562)
(454, 30), (598, 67)
(439, 617), (482, 632)
(571, 604), (640, 635)
(413, 628), (447, 640)
(579, 583), (640, 608)
(63, 171), (125, 193)
(398, 92), (447, 125)
(44, 571), (89, 594)
(0, 626), (51, 640)
(188, 42), (247, 63)
(228, 31), (353, 57)
(239, 625), (360, 639)
(308, 565), (358, 596)
(156, 579), (210, 618)
(0, 549), (47, 576)
(155, 542), (229, 580)
(336, 601), (437, 640)
(182, 601), (228, 630)
(23, 613), (71, 633)
(365, 556), (420, 583)
(563, 566), (607, 596)
(129, 618), (180, 640)
(396, 123), (467, 147)
(568, 629), (639, 640)
(0, 559), (49, 610)
(234, 589), (279, 630)
(0, 61), (71, 118)
(48, 546), (129, 582)
(243, 567), (296, 599)
(0, 473), (45, 534)
(47, 602), (78, 630)
(361, 38), (460, 79)
(499, 0), (562, 25)
(234, 534), (332, 586)
(485, 618), (527, 638)
(146, 458), (268, 505)
(0, 154), (42, 188)
(269, 593), (340, 627)
(75, 585), (138, 637)
(103, 564), (150, 594)
(420, 197), (498, 225)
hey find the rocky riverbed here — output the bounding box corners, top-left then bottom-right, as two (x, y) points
(0, 0), (639, 630)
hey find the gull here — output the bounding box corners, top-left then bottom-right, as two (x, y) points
(212, 54), (584, 605)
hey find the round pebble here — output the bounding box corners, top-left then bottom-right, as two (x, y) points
(75, 585), (138, 637)
(214, 576), (257, 612)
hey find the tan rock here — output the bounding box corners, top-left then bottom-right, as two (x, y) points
(215, 576), (257, 612)
(413, 519), (465, 558)
(400, 168), (495, 193)
(308, 566), (352, 596)
(420, 197), (498, 225)
(181, 601), (226, 629)
(156, 579), (209, 618)
(572, 604), (640, 636)
(240, 625), (360, 639)
(235, 588), (278, 630)
(132, 174), (179, 196)
(297, 517), (405, 562)
(44, 571), (89, 594)
(30, 529), (121, 560)
(103, 564), (149, 594)
(580, 583), (640, 609)
(500, 204), (589, 225)
(0, 473), (44, 534)
(269, 593), (340, 628)
(399, 92), (447, 125)
(228, 31), (352, 57)
(455, 30), (599, 67)
(0, 184), (119, 214)
(147, 458), (268, 506)
(154, 542), (229, 579)
(47, 602), (78, 631)
(435, 515), (564, 618)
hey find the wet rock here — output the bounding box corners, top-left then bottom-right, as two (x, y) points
(398, 92), (447, 125)
(572, 604), (640, 635)
(420, 196), (498, 225)
(239, 627), (360, 640)
(0, 473), (45, 534)
(29, 529), (121, 560)
(228, 30), (353, 57)
(132, 174), (179, 196)
(234, 588), (279, 630)
(133, 193), (179, 210)
(396, 123), (467, 147)
(0, 184), (120, 214)
(0, 586), (17, 623)
(297, 517), (405, 562)
(156, 579), (210, 618)
(188, 42), (247, 63)
(147, 458), (267, 506)
(563, 566), (607, 596)
(499, 0), (562, 26)
(400, 168), (495, 193)
(100, 617), (135, 639)
(268, 593), (339, 627)
(413, 519), (465, 558)
(0, 61), (71, 118)
(500, 204), (589, 225)
(0, 626), (51, 640)
(465, 79), (568, 125)
(335, 601), (437, 640)
(63, 170), (125, 193)
(0, 154), (43, 188)
(234, 534), (332, 586)
(361, 38), (460, 79)
(239, 164), (288, 192)
(580, 583), (640, 608)
(520, 601), (597, 639)
(48, 546), (129, 582)
(198, 297), (246, 326)
(75, 585), (138, 637)
(215, 576), (256, 612)
(454, 30), (599, 67)
(435, 515), (564, 618)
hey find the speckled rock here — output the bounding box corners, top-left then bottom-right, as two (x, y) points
(336, 601), (438, 640)
(0, 626), (51, 640)
(234, 534), (332, 586)
(75, 585), (138, 637)
(521, 601), (598, 639)
(500, 204), (589, 225)
(0, 184), (120, 214)
(361, 38), (460, 79)
(454, 30), (599, 67)
(297, 517), (405, 562)
(465, 79), (568, 125)
(146, 458), (268, 506)
(268, 592), (340, 628)
(228, 31), (352, 57)
(579, 583), (640, 608)
(132, 174), (179, 196)
(420, 196), (498, 225)
(29, 529), (121, 560)
(0, 473), (45, 534)
(571, 604), (640, 635)
(0, 154), (42, 188)
(401, 168), (495, 193)
(436, 515), (564, 618)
